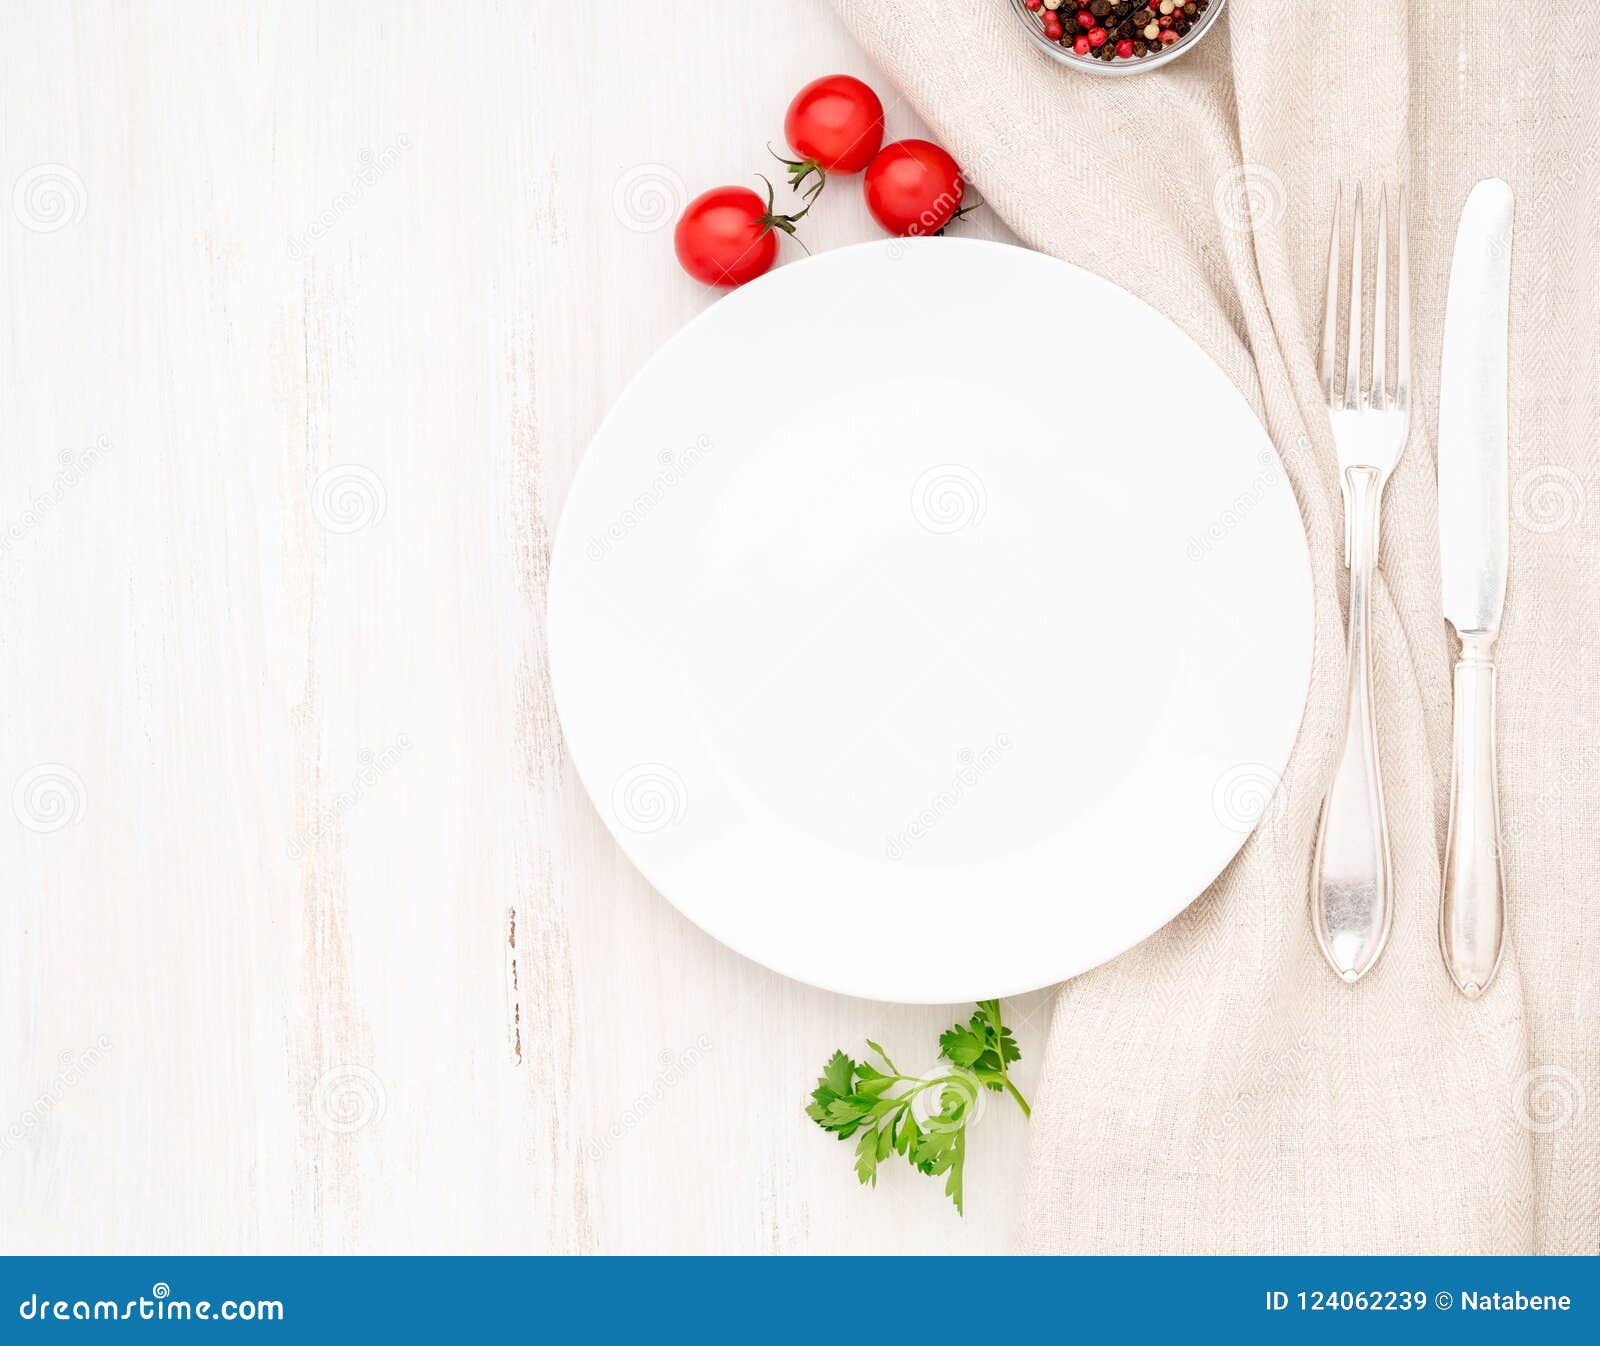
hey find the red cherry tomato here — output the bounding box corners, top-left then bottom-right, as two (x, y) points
(784, 75), (885, 176)
(863, 140), (966, 238)
(674, 185), (781, 288)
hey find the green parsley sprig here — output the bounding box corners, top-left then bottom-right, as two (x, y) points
(805, 999), (1029, 1215)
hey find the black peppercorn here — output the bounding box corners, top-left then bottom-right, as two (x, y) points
(1039, 0), (1213, 64)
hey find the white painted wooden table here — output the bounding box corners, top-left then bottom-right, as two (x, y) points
(0, 0), (1048, 1254)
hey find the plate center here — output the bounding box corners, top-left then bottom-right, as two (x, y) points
(682, 373), (1178, 865)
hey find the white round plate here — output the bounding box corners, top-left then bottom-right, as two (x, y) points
(550, 239), (1311, 1003)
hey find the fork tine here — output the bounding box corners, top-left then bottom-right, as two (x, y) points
(1371, 185), (1389, 406)
(1320, 185), (1341, 402)
(1395, 184), (1410, 413)
(1344, 184), (1364, 409)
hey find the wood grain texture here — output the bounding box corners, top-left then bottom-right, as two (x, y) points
(0, 0), (1041, 1254)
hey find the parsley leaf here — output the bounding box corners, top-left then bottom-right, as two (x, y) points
(804, 1000), (1029, 1215)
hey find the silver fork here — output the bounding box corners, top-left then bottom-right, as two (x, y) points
(1311, 184), (1411, 984)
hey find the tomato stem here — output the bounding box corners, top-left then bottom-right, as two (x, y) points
(755, 174), (812, 255)
(767, 143), (827, 207)
(934, 201), (981, 236)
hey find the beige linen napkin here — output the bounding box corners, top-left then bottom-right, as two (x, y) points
(830, 0), (1597, 1254)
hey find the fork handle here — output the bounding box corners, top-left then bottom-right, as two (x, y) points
(1311, 465), (1394, 983)
(1440, 636), (1506, 998)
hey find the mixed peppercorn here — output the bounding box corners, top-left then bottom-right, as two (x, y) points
(1023, 0), (1212, 63)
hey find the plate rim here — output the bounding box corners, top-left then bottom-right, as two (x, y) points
(550, 236), (1313, 1003)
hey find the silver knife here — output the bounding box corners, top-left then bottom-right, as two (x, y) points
(1437, 178), (1514, 999)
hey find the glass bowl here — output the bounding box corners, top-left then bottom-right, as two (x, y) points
(1007, 0), (1227, 76)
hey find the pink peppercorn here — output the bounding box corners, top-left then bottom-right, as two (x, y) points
(1035, 0), (1213, 63)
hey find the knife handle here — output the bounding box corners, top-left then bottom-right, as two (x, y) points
(1440, 636), (1506, 998)
(1312, 465), (1394, 983)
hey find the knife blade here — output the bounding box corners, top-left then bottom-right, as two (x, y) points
(1437, 177), (1514, 1000)
(1438, 179), (1513, 638)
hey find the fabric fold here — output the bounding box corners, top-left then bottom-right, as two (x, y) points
(829, 0), (1594, 1254)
